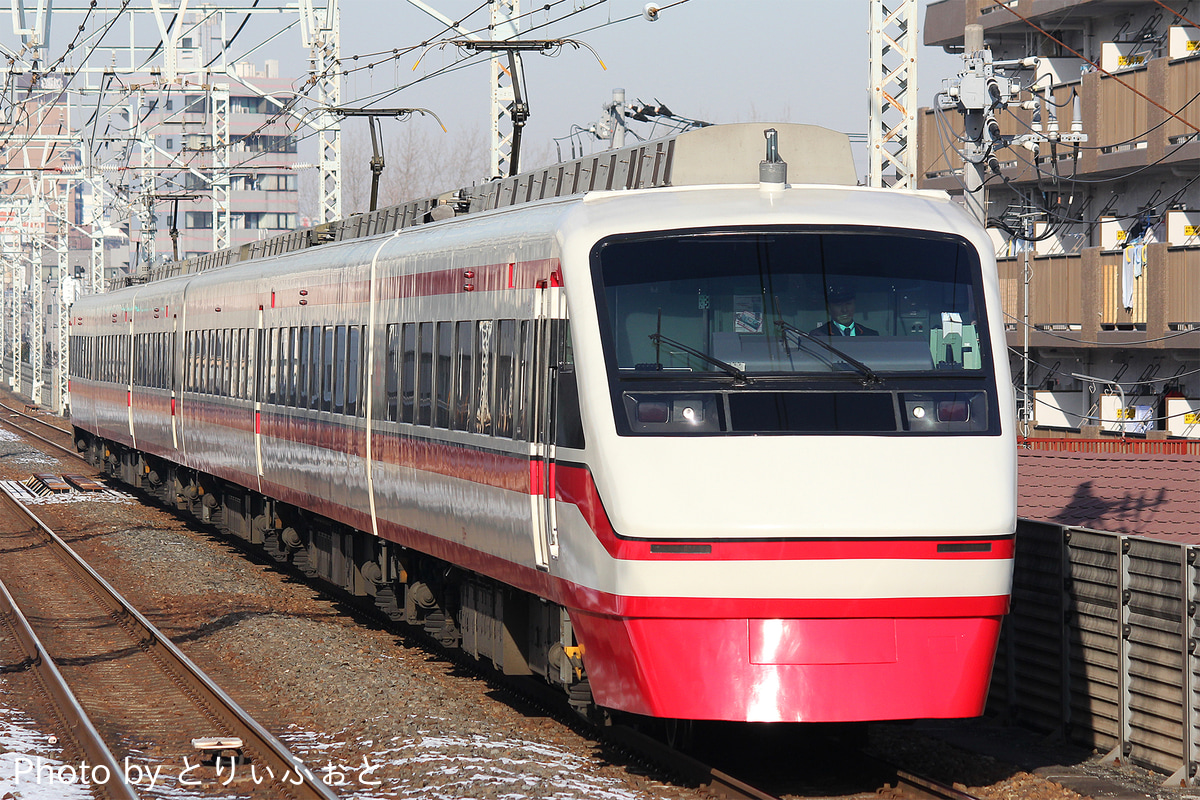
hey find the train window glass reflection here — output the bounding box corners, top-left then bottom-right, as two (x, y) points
(222, 329), (232, 397)
(494, 319), (516, 438)
(280, 326), (292, 407)
(210, 330), (219, 395)
(214, 329), (223, 395)
(322, 326), (335, 412)
(435, 322), (452, 428)
(309, 325), (322, 410)
(592, 229), (986, 376)
(346, 326), (361, 416)
(400, 323), (416, 424)
(238, 329), (248, 399)
(194, 332), (203, 393)
(243, 329), (254, 401)
(288, 327), (299, 406)
(296, 326), (309, 408)
(185, 333), (194, 391)
(333, 325), (347, 414)
(206, 330), (216, 394)
(453, 321), (473, 431)
(272, 328), (284, 404)
(473, 320), (493, 435)
(417, 322), (433, 426)
(384, 323), (399, 422)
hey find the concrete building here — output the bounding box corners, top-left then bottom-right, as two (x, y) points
(138, 57), (301, 264)
(921, 0), (1200, 443)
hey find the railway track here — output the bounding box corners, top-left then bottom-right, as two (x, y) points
(0, 481), (340, 799)
(0, 400), (86, 463)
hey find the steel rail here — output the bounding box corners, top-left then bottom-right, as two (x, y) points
(601, 724), (780, 800)
(0, 400), (73, 435)
(887, 768), (986, 800)
(0, 572), (139, 800)
(0, 485), (342, 800)
(0, 403), (89, 462)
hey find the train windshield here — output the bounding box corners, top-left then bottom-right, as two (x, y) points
(592, 228), (989, 378)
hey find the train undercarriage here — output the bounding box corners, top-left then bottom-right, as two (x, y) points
(77, 432), (595, 717)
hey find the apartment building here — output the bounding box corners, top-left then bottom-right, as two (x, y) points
(921, 1), (1200, 441)
(139, 57), (301, 263)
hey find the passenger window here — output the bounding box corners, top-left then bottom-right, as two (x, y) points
(333, 325), (347, 414)
(400, 323), (416, 424)
(515, 320), (533, 441)
(222, 329), (232, 397)
(453, 321), (474, 432)
(279, 327), (292, 406)
(243, 328), (254, 401)
(234, 329), (245, 399)
(494, 319), (516, 438)
(205, 330), (215, 394)
(473, 320), (493, 435)
(290, 327), (301, 407)
(212, 330), (223, 396)
(309, 325), (322, 410)
(346, 326), (361, 417)
(435, 321), (453, 428)
(384, 323), (399, 421)
(322, 326), (335, 411)
(298, 326), (310, 408)
(185, 333), (193, 391)
(418, 322), (433, 425)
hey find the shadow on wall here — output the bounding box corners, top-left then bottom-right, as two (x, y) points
(1051, 481), (1169, 534)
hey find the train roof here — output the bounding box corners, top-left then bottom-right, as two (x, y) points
(121, 123), (866, 287)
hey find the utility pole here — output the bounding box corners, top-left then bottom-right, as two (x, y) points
(406, 0), (523, 178)
(301, 0), (342, 224)
(867, 0), (919, 188)
(606, 88), (627, 150)
(490, 0), (522, 178)
(331, 108), (445, 211)
(211, 83), (231, 253)
(936, 25), (997, 224)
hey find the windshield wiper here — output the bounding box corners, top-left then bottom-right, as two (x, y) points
(775, 320), (882, 385)
(647, 332), (754, 384)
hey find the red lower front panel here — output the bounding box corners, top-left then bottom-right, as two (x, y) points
(572, 612), (1002, 722)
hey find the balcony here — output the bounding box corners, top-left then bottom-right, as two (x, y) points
(998, 245), (1200, 348)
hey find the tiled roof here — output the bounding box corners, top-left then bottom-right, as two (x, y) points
(1019, 450), (1200, 542)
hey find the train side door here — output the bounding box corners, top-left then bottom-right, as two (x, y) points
(531, 290), (569, 569)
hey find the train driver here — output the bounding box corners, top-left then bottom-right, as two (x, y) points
(810, 284), (878, 337)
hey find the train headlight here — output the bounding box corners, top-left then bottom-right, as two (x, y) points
(902, 392), (988, 432)
(623, 394), (721, 434)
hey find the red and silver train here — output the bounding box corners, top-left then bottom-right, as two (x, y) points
(69, 124), (1016, 724)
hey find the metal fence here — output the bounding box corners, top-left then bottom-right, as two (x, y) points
(991, 519), (1198, 785)
(1019, 437), (1200, 456)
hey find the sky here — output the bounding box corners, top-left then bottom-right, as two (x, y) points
(326, 0), (964, 171)
(2, 1), (969, 191)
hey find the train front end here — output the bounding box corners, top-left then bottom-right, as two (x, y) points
(552, 184), (1016, 723)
